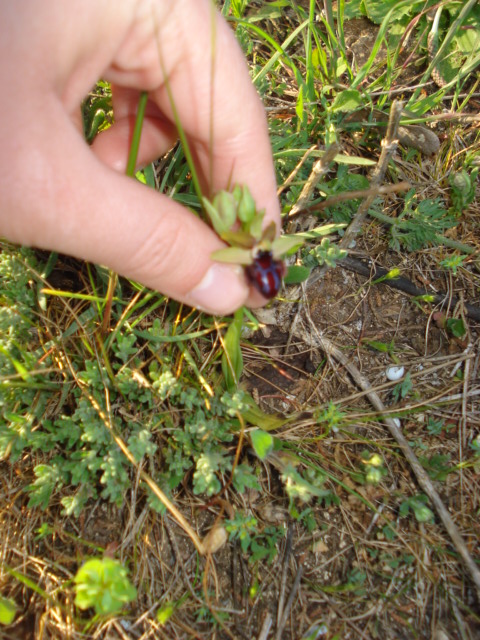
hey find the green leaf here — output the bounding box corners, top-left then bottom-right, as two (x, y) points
(294, 223), (347, 239)
(157, 602), (175, 625)
(221, 308), (244, 392)
(283, 265), (311, 284)
(330, 89), (364, 113)
(74, 557), (137, 615)
(0, 596), (17, 626)
(220, 230), (256, 249)
(251, 429), (274, 460)
(446, 318), (466, 338)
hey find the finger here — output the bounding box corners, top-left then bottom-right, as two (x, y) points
(91, 113), (177, 173)
(107, 1), (281, 229)
(91, 87), (178, 172)
(1, 98), (250, 316)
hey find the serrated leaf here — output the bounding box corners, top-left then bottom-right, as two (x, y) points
(251, 429), (274, 460)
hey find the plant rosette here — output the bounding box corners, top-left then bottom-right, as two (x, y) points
(203, 185), (303, 299)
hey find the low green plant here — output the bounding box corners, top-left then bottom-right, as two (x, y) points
(361, 451), (388, 484)
(399, 494), (435, 523)
(391, 371), (413, 403)
(74, 557), (137, 616)
(225, 512), (284, 563)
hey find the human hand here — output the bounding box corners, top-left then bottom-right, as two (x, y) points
(0, 0), (281, 315)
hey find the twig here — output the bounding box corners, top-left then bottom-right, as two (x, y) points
(289, 181), (411, 219)
(275, 564), (304, 640)
(278, 144), (317, 197)
(258, 612), (274, 640)
(276, 525), (293, 629)
(339, 255), (480, 322)
(339, 100), (404, 251)
(287, 144), (341, 221)
(306, 102), (405, 289)
(296, 316), (480, 602)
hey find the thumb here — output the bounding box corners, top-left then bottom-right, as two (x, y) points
(2, 116), (250, 315)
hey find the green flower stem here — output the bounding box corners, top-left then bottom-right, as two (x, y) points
(104, 91), (148, 334)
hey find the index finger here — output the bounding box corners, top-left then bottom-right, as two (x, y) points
(106, 0), (281, 230)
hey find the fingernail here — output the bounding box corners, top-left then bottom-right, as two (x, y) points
(186, 263), (248, 314)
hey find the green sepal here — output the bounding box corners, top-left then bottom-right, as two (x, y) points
(271, 235), (304, 258)
(220, 230), (257, 249)
(235, 185), (256, 223)
(245, 210), (265, 241)
(260, 220), (277, 243)
(202, 197), (230, 235)
(211, 247), (253, 265)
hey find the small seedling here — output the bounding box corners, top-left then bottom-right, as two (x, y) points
(399, 495), (435, 524)
(74, 557), (137, 616)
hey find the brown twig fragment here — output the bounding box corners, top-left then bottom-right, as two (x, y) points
(287, 143), (341, 222)
(339, 100), (405, 251)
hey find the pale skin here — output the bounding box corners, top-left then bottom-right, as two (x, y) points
(0, 0), (281, 315)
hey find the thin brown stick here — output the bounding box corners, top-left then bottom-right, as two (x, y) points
(297, 317), (480, 601)
(287, 143), (341, 221)
(289, 181), (411, 218)
(278, 144), (317, 197)
(276, 525), (293, 630)
(275, 564), (304, 640)
(339, 100), (404, 252)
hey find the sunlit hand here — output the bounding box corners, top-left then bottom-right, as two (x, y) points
(0, 0), (281, 314)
